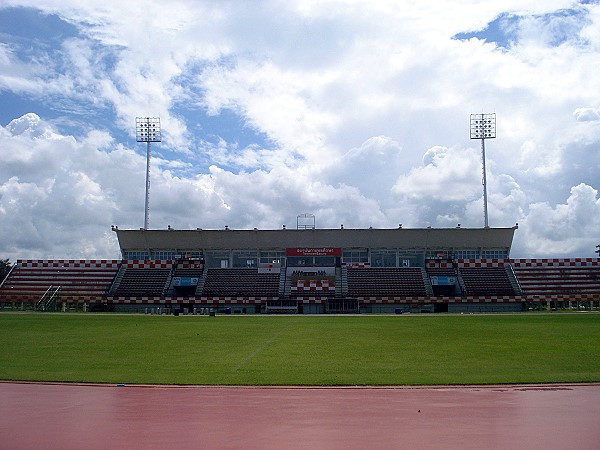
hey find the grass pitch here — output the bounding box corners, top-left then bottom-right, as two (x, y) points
(1, 313), (599, 385)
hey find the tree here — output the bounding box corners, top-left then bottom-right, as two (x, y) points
(0, 259), (12, 283)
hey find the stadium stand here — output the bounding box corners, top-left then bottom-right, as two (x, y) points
(201, 268), (280, 298)
(0, 260), (119, 310)
(1, 226), (598, 314)
(426, 263), (461, 297)
(513, 259), (600, 294)
(426, 266), (458, 276)
(458, 267), (517, 296)
(512, 258), (600, 309)
(112, 268), (171, 297)
(172, 267), (204, 278)
(347, 267), (429, 298)
(290, 273), (336, 299)
(167, 262), (204, 297)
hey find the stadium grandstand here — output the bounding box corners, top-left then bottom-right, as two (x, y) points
(1, 224), (599, 314)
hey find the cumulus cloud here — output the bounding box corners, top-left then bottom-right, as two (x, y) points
(393, 146), (482, 202)
(323, 136), (404, 202)
(6, 113), (60, 139)
(388, 145), (529, 231)
(0, 114), (391, 259)
(515, 183), (600, 257)
(0, 117), (116, 258)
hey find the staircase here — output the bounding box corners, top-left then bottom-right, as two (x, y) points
(108, 267), (126, 295)
(278, 268), (287, 299)
(456, 270), (467, 296)
(336, 266), (348, 299)
(505, 263), (523, 295)
(194, 267), (209, 296)
(421, 268), (434, 296)
(162, 270), (174, 296)
(283, 271), (292, 299)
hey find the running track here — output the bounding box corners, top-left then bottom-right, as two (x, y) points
(1, 382), (599, 449)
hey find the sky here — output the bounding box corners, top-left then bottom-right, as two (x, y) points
(0, 0), (599, 260)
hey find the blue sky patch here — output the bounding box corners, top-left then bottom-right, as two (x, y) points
(0, 7), (80, 49)
(453, 6), (591, 48)
(453, 13), (517, 49)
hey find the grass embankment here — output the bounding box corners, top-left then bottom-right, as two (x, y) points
(0, 313), (599, 385)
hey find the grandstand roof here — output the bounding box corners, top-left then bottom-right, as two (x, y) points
(115, 226), (517, 254)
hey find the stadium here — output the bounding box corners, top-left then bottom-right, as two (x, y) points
(1, 218), (599, 314)
(3, 114), (596, 314)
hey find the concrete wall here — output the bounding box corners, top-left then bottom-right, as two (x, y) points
(106, 301), (525, 314)
(359, 303), (434, 313)
(111, 303), (260, 314)
(448, 303), (524, 313)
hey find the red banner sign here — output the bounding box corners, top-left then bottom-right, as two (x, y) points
(286, 247), (342, 257)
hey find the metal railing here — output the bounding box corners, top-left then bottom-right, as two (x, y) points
(35, 286), (61, 311)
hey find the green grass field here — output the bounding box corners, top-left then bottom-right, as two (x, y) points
(1, 313), (599, 385)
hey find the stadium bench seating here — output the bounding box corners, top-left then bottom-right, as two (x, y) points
(513, 264), (600, 295)
(0, 261), (118, 302)
(201, 268), (279, 297)
(172, 267), (204, 278)
(426, 267), (457, 277)
(112, 268), (171, 297)
(347, 267), (428, 297)
(458, 267), (516, 296)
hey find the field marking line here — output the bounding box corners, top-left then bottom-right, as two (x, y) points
(232, 323), (296, 373)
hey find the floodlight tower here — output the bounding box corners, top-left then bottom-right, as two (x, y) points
(136, 117), (161, 230)
(470, 113), (496, 228)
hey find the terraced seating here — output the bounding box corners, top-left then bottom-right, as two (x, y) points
(201, 268), (279, 297)
(512, 263), (600, 295)
(112, 268), (171, 297)
(458, 267), (516, 296)
(0, 260), (119, 303)
(347, 267), (427, 297)
(426, 267), (457, 276)
(172, 266), (204, 278)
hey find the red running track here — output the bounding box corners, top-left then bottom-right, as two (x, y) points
(1, 382), (599, 449)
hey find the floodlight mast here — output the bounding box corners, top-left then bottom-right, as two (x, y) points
(470, 113), (496, 228)
(135, 117), (161, 230)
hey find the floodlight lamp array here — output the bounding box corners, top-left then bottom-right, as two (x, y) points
(470, 113), (496, 140)
(136, 117), (162, 142)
